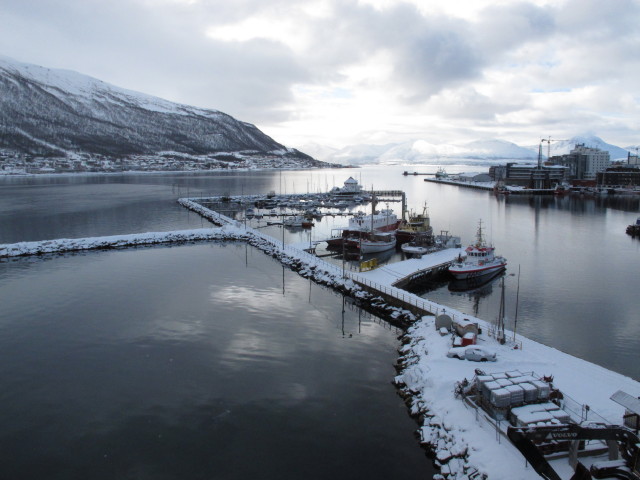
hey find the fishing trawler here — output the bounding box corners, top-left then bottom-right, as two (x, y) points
(448, 221), (506, 279)
(395, 203), (433, 245)
(325, 198), (400, 249)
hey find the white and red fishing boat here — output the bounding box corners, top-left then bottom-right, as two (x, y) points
(448, 221), (506, 279)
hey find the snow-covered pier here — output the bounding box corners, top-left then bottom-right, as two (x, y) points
(424, 177), (496, 191)
(0, 227), (250, 258)
(358, 249), (463, 288)
(180, 198), (469, 323)
(423, 177), (561, 195)
(0, 198), (463, 326)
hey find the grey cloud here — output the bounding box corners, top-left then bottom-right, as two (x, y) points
(426, 87), (526, 121)
(394, 28), (482, 100)
(298, 2), (484, 99)
(556, 0), (640, 38)
(474, 2), (555, 54)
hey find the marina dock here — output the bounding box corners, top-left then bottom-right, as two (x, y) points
(0, 190), (475, 325)
(423, 177), (561, 195)
(357, 249), (463, 289)
(179, 197), (470, 324)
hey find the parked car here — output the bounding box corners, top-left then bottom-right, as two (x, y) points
(447, 346), (497, 362)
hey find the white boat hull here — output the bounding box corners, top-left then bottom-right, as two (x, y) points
(360, 237), (396, 254)
(401, 244), (429, 257)
(448, 261), (507, 280)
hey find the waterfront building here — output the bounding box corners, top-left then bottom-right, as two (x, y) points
(489, 163), (567, 188)
(571, 144), (610, 179)
(549, 144), (610, 181)
(329, 176), (364, 196)
(596, 166), (640, 188)
(456, 172), (493, 183)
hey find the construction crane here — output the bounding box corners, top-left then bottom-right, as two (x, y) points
(541, 137), (569, 160)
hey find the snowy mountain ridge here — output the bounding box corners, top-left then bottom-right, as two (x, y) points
(308, 135), (633, 166)
(0, 56), (323, 169)
(535, 135), (631, 161)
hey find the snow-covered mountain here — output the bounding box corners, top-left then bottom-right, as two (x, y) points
(534, 135), (631, 161)
(316, 135), (632, 165)
(318, 138), (538, 165)
(0, 56), (322, 168)
(324, 143), (399, 165)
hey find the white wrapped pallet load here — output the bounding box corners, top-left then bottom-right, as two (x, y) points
(495, 378), (513, 388)
(531, 380), (551, 400)
(516, 410), (555, 427)
(505, 384), (525, 405)
(482, 380), (501, 399)
(550, 410), (571, 424)
(476, 375), (493, 397)
(490, 387), (511, 408)
(519, 382), (539, 402)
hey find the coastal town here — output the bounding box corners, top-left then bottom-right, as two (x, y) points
(406, 143), (640, 196)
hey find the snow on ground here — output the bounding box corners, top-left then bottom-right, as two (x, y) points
(358, 248), (464, 285)
(0, 226), (248, 258)
(397, 315), (640, 479)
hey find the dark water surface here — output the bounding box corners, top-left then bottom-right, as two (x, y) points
(0, 242), (429, 479)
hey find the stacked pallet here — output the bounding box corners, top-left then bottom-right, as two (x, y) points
(475, 370), (552, 409)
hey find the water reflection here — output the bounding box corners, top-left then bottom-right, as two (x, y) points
(498, 191), (640, 214)
(447, 271), (504, 317)
(448, 269), (503, 294)
(0, 243), (431, 479)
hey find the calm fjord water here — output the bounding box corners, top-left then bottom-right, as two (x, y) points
(1, 165), (639, 478)
(0, 242), (429, 479)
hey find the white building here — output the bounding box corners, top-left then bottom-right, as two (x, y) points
(330, 177), (364, 196)
(570, 144), (610, 180)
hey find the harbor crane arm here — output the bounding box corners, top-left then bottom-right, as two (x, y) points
(507, 423), (640, 480)
(541, 137), (569, 159)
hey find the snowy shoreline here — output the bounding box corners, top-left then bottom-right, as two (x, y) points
(3, 200), (639, 479)
(0, 227), (250, 258)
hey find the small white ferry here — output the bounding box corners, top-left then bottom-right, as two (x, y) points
(448, 221), (506, 279)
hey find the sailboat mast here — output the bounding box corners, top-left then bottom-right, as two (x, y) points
(498, 276), (506, 344)
(513, 265), (521, 342)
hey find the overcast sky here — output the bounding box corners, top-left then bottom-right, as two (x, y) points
(1, 0), (639, 149)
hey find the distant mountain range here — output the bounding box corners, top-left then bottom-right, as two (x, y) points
(303, 136), (636, 166)
(0, 56), (327, 170)
(1, 57), (635, 173)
